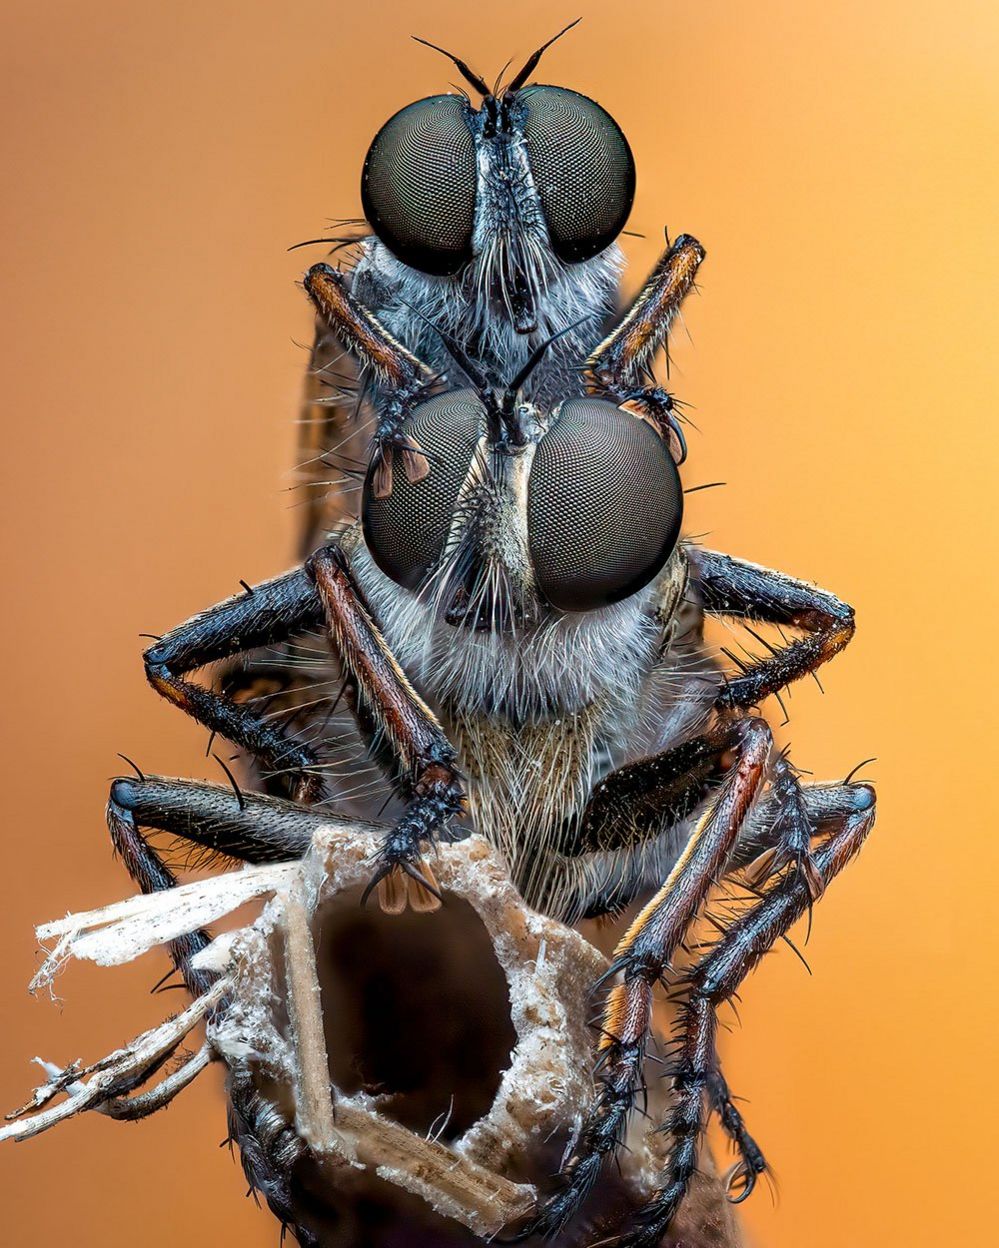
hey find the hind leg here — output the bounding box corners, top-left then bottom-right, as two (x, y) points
(615, 783), (876, 1247)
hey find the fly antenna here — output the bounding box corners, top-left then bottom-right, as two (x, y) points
(502, 314), (594, 407)
(412, 36), (490, 96)
(399, 300), (498, 408)
(492, 58), (514, 98)
(504, 18), (582, 95)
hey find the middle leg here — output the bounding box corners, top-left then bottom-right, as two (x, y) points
(139, 542), (463, 909)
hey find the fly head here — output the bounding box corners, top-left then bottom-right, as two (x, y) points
(361, 385), (683, 632)
(359, 23), (635, 339)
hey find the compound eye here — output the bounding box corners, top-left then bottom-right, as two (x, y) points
(362, 390), (487, 591)
(361, 95), (476, 276)
(527, 398), (682, 612)
(520, 86), (635, 264)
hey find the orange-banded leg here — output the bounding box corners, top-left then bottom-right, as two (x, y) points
(139, 542), (462, 912)
(304, 262), (442, 483)
(582, 232), (706, 467)
(617, 783), (876, 1248)
(308, 543), (464, 911)
(517, 716), (773, 1238)
(584, 232), (706, 395)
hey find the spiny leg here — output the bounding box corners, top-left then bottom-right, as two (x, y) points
(556, 777), (875, 1200)
(106, 777), (320, 1239)
(106, 787), (218, 999)
(550, 730), (732, 922)
(618, 783), (876, 1248)
(144, 567), (327, 802)
(584, 233), (706, 395)
(686, 546), (857, 712)
(308, 543), (463, 910)
(705, 1066), (767, 1202)
(520, 716), (773, 1237)
(107, 774), (333, 867)
(574, 233), (704, 468)
(304, 262), (441, 480)
(553, 694), (814, 919)
(560, 764), (869, 948)
(141, 542), (462, 909)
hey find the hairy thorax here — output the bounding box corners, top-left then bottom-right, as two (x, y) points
(350, 238), (625, 404)
(346, 530), (699, 907)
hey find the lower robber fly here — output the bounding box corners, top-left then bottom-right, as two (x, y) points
(99, 239), (876, 1245)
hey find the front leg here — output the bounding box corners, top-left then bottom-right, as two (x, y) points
(144, 567), (328, 802)
(584, 232), (706, 395)
(308, 544), (464, 911)
(687, 546), (857, 710)
(580, 233), (705, 466)
(304, 262), (441, 481)
(143, 545), (463, 909)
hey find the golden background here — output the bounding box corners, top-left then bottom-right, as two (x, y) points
(1, 2), (994, 1244)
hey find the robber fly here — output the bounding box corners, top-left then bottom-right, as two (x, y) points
(298, 20), (651, 549)
(106, 233), (877, 1242)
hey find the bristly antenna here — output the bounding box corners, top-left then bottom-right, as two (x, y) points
(502, 315), (595, 407)
(399, 299), (493, 397)
(504, 18), (582, 95)
(412, 36), (490, 96)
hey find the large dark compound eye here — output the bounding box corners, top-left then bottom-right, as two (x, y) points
(362, 390), (487, 590)
(527, 398), (682, 612)
(519, 86), (635, 264)
(361, 95), (477, 276)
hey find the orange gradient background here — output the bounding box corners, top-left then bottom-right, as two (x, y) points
(1, 2), (994, 1245)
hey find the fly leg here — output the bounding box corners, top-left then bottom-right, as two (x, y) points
(107, 774), (333, 868)
(136, 543), (462, 911)
(688, 546), (857, 712)
(550, 728), (732, 922)
(580, 232), (705, 465)
(108, 799), (318, 1245)
(614, 784), (876, 1248)
(307, 543), (463, 912)
(557, 765), (874, 1218)
(107, 780), (220, 999)
(143, 567), (328, 803)
(584, 232), (706, 393)
(304, 262), (441, 490)
(518, 715), (773, 1237)
(687, 545), (859, 896)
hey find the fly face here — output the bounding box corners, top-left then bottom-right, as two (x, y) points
(360, 388), (683, 632)
(359, 23), (634, 338)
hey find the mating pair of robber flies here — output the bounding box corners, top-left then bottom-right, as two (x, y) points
(105, 21), (876, 1248)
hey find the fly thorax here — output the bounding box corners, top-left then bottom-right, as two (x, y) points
(447, 699), (609, 908)
(349, 235), (624, 404)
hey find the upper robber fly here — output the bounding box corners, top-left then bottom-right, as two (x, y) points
(363, 21), (635, 334)
(299, 21), (680, 548)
